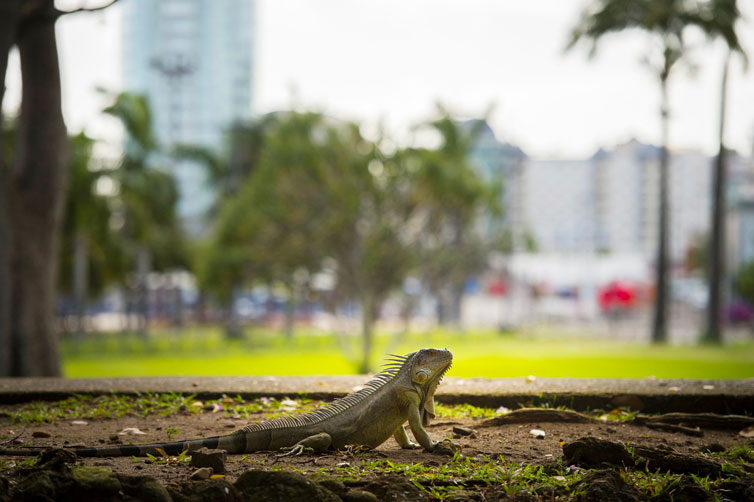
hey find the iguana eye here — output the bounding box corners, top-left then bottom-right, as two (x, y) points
(414, 369), (430, 383)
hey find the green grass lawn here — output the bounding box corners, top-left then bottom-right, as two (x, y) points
(61, 327), (754, 379)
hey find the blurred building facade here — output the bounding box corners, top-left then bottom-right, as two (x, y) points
(464, 134), (754, 334)
(514, 139), (748, 263)
(121, 0), (255, 227)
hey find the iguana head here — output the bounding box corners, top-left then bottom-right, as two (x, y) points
(408, 348), (453, 425)
(409, 348), (453, 388)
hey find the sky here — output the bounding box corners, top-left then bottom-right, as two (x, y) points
(4, 0), (754, 160)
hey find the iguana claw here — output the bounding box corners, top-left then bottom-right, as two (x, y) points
(277, 444), (311, 457)
(430, 438), (462, 456)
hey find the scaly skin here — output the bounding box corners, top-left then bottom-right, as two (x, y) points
(0, 348), (454, 457)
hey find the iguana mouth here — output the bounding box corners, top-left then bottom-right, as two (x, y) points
(425, 357), (453, 402)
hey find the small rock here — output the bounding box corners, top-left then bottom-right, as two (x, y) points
(38, 448), (77, 471)
(108, 434), (121, 443)
(169, 478), (242, 502)
(313, 476), (346, 495)
(189, 447), (227, 473)
(530, 429), (546, 439)
(118, 427), (147, 436)
(234, 470), (340, 502)
(452, 426), (475, 436)
(32, 430), (52, 438)
(569, 469), (641, 502)
(562, 437), (635, 468)
(70, 420), (88, 426)
(360, 476), (426, 501)
(73, 466), (122, 495)
(11, 471), (59, 500)
(668, 474), (714, 501)
(117, 474), (171, 502)
(525, 375), (537, 383)
(432, 438), (462, 456)
(190, 467), (213, 480)
(341, 489), (379, 502)
(740, 425), (754, 438)
(699, 442), (726, 454)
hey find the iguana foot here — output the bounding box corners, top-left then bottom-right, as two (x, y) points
(277, 444), (313, 457)
(429, 438), (461, 456)
(401, 441), (422, 450)
(277, 432), (332, 457)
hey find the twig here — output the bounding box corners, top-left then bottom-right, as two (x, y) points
(0, 427), (26, 447)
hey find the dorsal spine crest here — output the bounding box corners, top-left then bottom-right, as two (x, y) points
(241, 354), (410, 433)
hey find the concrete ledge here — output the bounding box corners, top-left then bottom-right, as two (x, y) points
(0, 377), (752, 414)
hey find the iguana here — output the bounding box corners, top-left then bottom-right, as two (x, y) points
(0, 348), (455, 457)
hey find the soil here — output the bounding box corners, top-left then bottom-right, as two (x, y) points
(1, 403), (753, 501)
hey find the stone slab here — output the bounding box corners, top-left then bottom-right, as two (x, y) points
(0, 376), (752, 414)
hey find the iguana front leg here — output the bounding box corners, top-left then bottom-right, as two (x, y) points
(407, 401), (436, 451)
(408, 399), (461, 455)
(277, 432), (332, 457)
(393, 425), (421, 449)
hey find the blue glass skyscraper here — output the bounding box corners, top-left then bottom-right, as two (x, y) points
(121, 0), (254, 229)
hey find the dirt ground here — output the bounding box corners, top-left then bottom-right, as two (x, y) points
(0, 405), (748, 483)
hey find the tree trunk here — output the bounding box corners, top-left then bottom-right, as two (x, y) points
(359, 294), (375, 374)
(73, 230), (88, 337)
(5, 6), (68, 375)
(224, 289), (242, 339)
(284, 284), (296, 340)
(450, 282), (464, 329)
(705, 52), (731, 344)
(652, 75), (670, 344)
(0, 1), (22, 377)
(136, 245), (151, 337)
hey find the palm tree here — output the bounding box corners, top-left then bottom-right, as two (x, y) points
(703, 0), (746, 344)
(104, 93), (186, 335)
(410, 108), (501, 327)
(58, 133), (125, 337)
(568, 0), (741, 343)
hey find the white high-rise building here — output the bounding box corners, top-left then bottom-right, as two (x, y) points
(121, 0), (255, 226)
(518, 139), (718, 262)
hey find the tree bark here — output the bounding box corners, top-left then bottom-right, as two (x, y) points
(224, 289), (242, 339)
(652, 75), (670, 344)
(5, 4), (68, 375)
(0, 2), (22, 377)
(705, 52), (731, 344)
(359, 294), (375, 374)
(284, 283), (296, 340)
(135, 245), (150, 336)
(73, 230), (88, 337)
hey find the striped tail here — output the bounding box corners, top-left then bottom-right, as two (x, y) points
(0, 432), (247, 457)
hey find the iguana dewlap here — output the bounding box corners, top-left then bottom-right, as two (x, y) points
(0, 348), (453, 457)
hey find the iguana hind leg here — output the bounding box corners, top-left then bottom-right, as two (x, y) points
(277, 432), (332, 457)
(393, 424), (421, 449)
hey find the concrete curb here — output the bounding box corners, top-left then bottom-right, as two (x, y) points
(1, 376), (753, 414)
